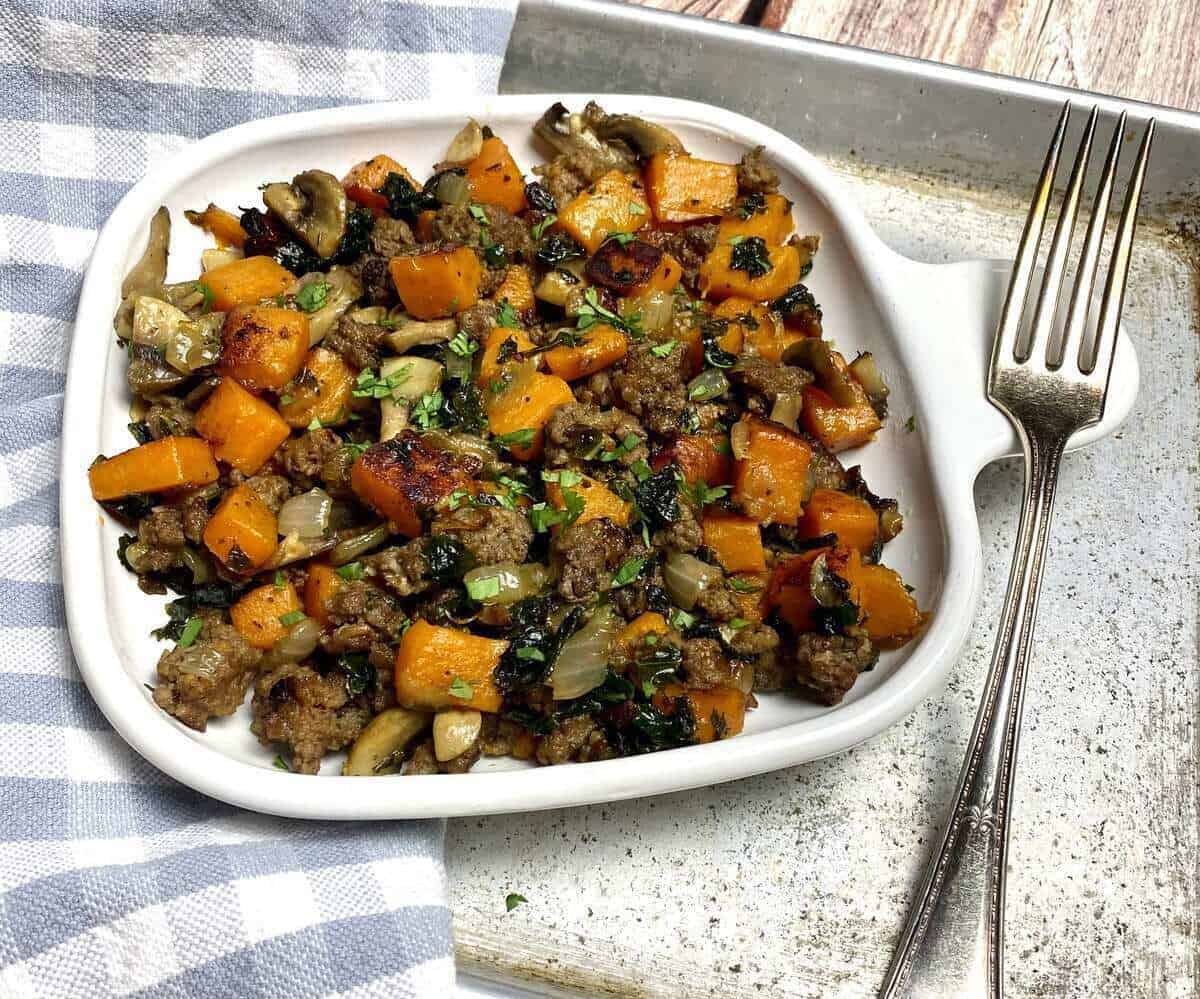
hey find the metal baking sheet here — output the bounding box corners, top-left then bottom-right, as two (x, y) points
(449, 3), (1200, 996)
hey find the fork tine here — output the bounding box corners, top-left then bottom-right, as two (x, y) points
(1058, 112), (1125, 372)
(990, 102), (1070, 372)
(1025, 105), (1098, 366)
(1082, 118), (1155, 378)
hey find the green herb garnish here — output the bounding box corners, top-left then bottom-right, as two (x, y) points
(294, 280), (330, 313)
(278, 610), (305, 627)
(448, 330), (478, 357)
(353, 366), (412, 400)
(612, 556), (648, 588)
(505, 893), (527, 912)
(466, 575), (503, 602)
(576, 287), (641, 339)
(177, 616), (202, 648)
(531, 214), (557, 240)
(496, 299), (520, 329)
(337, 562), (365, 581)
(493, 427), (535, 449)
(730, 236), (772, 278)
(449, 676), (474, 699)
(650, 340), (677, 358)
(411, 390), (444, 430)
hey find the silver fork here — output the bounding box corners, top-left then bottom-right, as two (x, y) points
(878, 103), (1155, 999)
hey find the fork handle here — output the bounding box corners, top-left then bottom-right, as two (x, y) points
(878, 424), (1068, 999)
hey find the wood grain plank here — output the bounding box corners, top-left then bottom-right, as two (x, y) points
(645, 0), (1200, 111)
(631, 0), (754, 21)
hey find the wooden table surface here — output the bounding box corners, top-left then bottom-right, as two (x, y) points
(627, 0), (1200, 112)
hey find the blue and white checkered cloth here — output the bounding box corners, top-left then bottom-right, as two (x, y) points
(0, 2), (516, 995)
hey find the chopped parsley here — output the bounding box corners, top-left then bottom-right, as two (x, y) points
(905, 415), (917, 433)
(468, 203), (489, 225)
(730, 236), (773, 278)
(576, 287), (641, 339)
(728, 617), (749, 631)
(337, 562), (365, 581)
(496, 299), (521, 329)
(505, 893), (528, 912)
(600, 432), (642, 463)
(516, 647), (546, 662)
(542, 469), (583, 488)
(449, 676), (474, 699)
(728, 234), (747, 246)
(493, 427), (535, 450)
(278, 610), (305, 627)
(307, 418), (323, 431)
(448, 330), (478, 357)
(411, 390), (444, 430)
(681, 478), (729, 508)
(612, 556), (648, 588)
(650, 340), (677, 358)
(273, 570), (286, 590)
(273, 755), (290, 771)
(628, 201), (646, 216)
(728, 577), (762, 594)
(194, 282), (215, 312)
(342, 441), (371, 460)
(631, 458), (654, 482)
(671, 608), (697, 631)
(531, 214), (557, 240)
(176, 616), (202, 648)
(294, 280), (330, 313)
(607, 231), (636, 246)
(466, 575), (503, 602)
(353, 365), (411, 400)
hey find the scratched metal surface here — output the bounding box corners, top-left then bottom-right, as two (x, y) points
(448, 4), (1200, 996)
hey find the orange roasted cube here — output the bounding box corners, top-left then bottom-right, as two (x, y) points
(841, 549), (924, 647)
(616, 612), (670, 657)
(801, 385), (882, 453)
(698, 241), (803, 301)
(201, 256), (295, 311)
(303, 563), (342, 627)
(712, 298), (803, 365)
(485, 369), (574, 461)
(230, 581), (303, 650)
(465, 136), (527, 215)
(733, 414), (813, 525)
(556, 170), (649, 253)
(652, 684), (746, 743)
(545, 472), (632, 528)
(543, 323), (628, 381)
(645, 153), (739, 223)
(491, 264), (536, 312)
(701, 511), (766, 573)
(394, 619), (506, 713)
(89, 437), (218, 502)
(716, 194), (794, 245)
(350, 432), (474, 537)
(278, 347), (355, 429)
(185, 204), (247, 248)
(650, 433), (732, 489)
(202, 483), (278, 573)
(193, 376), (290, 475)
(219, 305), (310, 393)
(389, 246), (481, 320)
(799, 489), (880, 552)
(476, 324), (536, 388)
(629, 252), (683, 297)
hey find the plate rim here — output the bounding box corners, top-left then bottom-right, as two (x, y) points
(60, 93), (984, 819)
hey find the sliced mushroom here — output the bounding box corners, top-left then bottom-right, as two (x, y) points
(114, 206), (170, 339)
(432, 708), (483, 762)
(383, 316), (457, 353)
(262, 170), (347, 258)
(532, 102), (638, 180)
(379, 356), (443, 441)
(582, 101), (687, 157)
(342, 707), (432, 776)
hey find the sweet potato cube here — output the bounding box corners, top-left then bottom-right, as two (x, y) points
(841, 549), (923, 647)
(766, 547), (833, 632)
(485, 370), (574, 461)
(716, 194), (794, 245)
(278, 347), (355, 429)
(185, 204), (247, 248)
(219, 305), (310, 393)
(699, 242), (803, 302)
(712, 298), (803, 365)
(230, 580), (303, 651)
(389, 246), (481, 320)
(202, 256), (295, 312)
(89, 436), (218, 501)
(350, 432), (474, 537)
(545, 472), (632, 528)
(653, 684), (746, 743)
(303, 563), (342, 627)
(645, 153), (739, 223)
(680, 305), (744, 375)
(702, 511), (766, 573)
(630, 253), (682, 297)
(556, 170), (649, 253)
(801, 385), (882, 453)
(543, 323), (628, 381)
(202, 483), (278, 573)
(394, 619), (506, 713)
(616, 612), (670, 657)
(341, 153), (416, 192)
(733, 414), (813, 525)
(800, 489), (879, 552)
(466, 136), (527, 215)
(476, 324), (536, 388)
(492, 264), (536, 312)
(650, 433), (732, 488)
(193, 377), (290, 475)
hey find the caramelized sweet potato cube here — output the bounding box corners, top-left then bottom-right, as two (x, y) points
(89, 436), (218, 501)
(616, 612), (670, 657)
(485, 369), (574, 461)
(652, 684), (746, 743)
(702, 510), (766, 573)
(799, 489), (880, 552)
(712, 298), (802, 365)
(350, 432), (474, 537)
(476, 324), (536, 388)
(645, 153), (739, 223)
(801, 385), (882, 453)
(202, 256), (295, 311)
(545, 472), (632, 528)
(193, 376), (291, 475)
(556, 170), (649, 253)
(388, 246), (482, 320)
(733, 414), (813, 525)
(219, 305), (310, 393)
(543, 323), (628, 382)
(465, 137), (527, 215)
(716, 194), (794, 245)
(394, 619), (506, 713)
(492, 264), (536, 312)
(629, 252), (682, 297)
(230, 580), (303, 650)
(202, 483), (278, 573)
(303, 563), (342, 627)
(699, 242), (804, 301)
(650, 433), (733, 488)
(278, 347), (355, 429)
(841, 549), (924, 647)
(185, 204), (247, 248)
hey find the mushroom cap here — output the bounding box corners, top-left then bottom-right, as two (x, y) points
(263, 170), (347, 259)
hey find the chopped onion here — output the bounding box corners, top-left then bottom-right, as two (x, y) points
(201, 247), (243, 272)
(535, 269), (583, 308)
(730, 417), (751, 459)
(625, 289), (673, 334)
(849, 351), (889, 406)
(265, 533), (336, 569)
(444, 118), (484, 163)
(769, 392), (803, 431)
(663, 552), (724, 610)
(550, 605), (621, 700)
(277, 488), (332, 539)
(686, 368), (729, 403)
(434, 171), (471, 207)
(132, 296), (221, 373)
(331, 523), (390, 565)
(273, 616), (322, 662)
(463, 562), (548, 606)
(422, 431), (504, 474)
(432, 709), (483, 762)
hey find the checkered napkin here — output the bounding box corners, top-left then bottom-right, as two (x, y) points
(0, 2), (516, 996)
